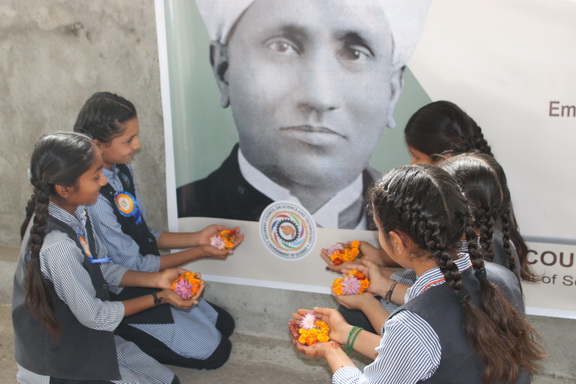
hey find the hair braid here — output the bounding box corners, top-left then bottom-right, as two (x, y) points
(21, 132), (95, 343)
(370, 165), (544, 384)
(472, 123), (494, 157)
(24, 183), (61, 342)
(475, 207), (495, 262)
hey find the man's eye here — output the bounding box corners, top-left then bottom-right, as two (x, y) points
(267, 40), (300, 55)
(339, 45), (372, 61)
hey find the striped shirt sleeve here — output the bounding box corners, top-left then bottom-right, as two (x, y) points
(332, 310), (440, 384)
(88, 193), (161, 272)
(41, 231), (125, 331)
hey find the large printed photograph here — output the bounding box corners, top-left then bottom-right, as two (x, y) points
(156, 0), (576, 318)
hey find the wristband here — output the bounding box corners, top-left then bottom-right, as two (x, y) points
(151, 291), (163, 306)
(344, 326), (363, 355)
(384, 281), (398, 303)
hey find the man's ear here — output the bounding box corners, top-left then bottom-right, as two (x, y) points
(209, 42), (231, 108)
(386, 66), (406, 129)
(54, 184), (73, 199)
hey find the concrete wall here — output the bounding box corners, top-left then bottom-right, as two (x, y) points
(0, 1), (165, 246)
(1, 1), (574, 381)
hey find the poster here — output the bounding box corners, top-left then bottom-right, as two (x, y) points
(156, 0), (576, 318)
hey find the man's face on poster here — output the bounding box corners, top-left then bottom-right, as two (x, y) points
(213, 0), (401, 191)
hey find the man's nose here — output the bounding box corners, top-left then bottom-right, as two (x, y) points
(297, 56), (340, 115)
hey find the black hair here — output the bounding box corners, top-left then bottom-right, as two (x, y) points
(73, 91), (137, 142)
(405, 100), (493, 162)
(440, 153), (538, 282)
(369, 165), (543, 383)
(20, 132), (96, 342)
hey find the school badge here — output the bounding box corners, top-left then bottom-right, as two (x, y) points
(114, 191), (142, 224)
(259, 201), (317, 260)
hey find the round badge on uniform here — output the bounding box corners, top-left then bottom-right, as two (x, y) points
(259, 201), (317, 261)
(114, 191), (142, 224)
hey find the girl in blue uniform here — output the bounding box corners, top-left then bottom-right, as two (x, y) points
(13, 132), (197, 383)
(291, 165), (544, 383)
(73, 92), (238, 369)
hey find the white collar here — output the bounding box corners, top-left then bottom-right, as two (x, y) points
(238, 148), (365, 229)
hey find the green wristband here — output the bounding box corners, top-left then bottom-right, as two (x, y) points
(344, 326), (363, 355)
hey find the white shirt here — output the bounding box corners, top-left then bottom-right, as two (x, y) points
(238, 148), (366, 229)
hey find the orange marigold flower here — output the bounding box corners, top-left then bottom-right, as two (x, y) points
(328, 240), (361, 264)
(297, 319), (330, 346)
(171, 271), (202, 299)
(332, 269), (370, 295)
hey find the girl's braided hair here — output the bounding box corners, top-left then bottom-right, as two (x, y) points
(369, 165), (544, 383)
(20, 132), (96, 342)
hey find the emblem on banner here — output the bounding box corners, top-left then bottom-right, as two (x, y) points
(259, 201), (317, 260)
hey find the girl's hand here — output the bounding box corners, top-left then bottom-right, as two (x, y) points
(357, 241), (387, 266)
(198, 225), (245, 249)
(334, 292), (379, 311)
(360, 260), (396, 296)
(293, 308), (352, 345)
(157, 288), (197, 310)
(288, 318), (343, 360)
(200, 244), (234, 260)
(320, 242), (364, 273)
(292, 337), (342, 360)
(155, 268), (188, 289)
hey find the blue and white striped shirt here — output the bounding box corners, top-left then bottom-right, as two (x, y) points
(333, 255), (473, 384)
(16, 202), (176, 384)
(88, 164), (221, 359)
(89, 164), (162, 272)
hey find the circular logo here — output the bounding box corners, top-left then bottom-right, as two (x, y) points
(115, 192), (136, 216)
(259, 201), (317, 261)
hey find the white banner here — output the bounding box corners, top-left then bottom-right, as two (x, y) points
(156, 0), (576, 319)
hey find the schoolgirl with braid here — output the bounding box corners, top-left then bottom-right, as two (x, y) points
(290, 165), (544, 384)
(404, 100), (493, 165)
(13, 132), (198, 383)
(73, 91), (237, 369)
(440, 152), (538, 283)
(404, 101), (536, 282)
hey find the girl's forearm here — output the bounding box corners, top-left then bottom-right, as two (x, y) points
(158, 248), (204, 270)
(326, 347), (356, 373)
(156, 231), (200, 249)
(120, 270), (159, 287)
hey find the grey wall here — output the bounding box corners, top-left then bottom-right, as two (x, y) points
(1, 1), (574, 381)
(0, 1), (166, 246)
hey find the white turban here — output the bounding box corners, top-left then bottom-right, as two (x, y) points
(194, 0), (431, 69)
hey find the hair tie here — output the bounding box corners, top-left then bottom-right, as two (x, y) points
(456, 288), (470, 304)
(474, 267), (488, 281)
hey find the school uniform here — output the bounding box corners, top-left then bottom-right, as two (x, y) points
(332, 254), (529, 384)
(88, 164), (233, 369)
(13, 203), (177, 384)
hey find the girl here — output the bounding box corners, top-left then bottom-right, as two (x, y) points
(73, 92), (238, 369)
(404, 100), (493, 165)
(291, 165), (544, 383)
(404, 101), (536, 282)
(440, 152), (528, 280)
(13, 132), (197, 383)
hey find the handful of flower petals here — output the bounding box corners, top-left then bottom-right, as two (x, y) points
(171, 271), (202, 300)
(332, 269), (370, 296)
(297, 312), (331, 346)
(210, 230), (237, 250)
(328, 240), (361, 266)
